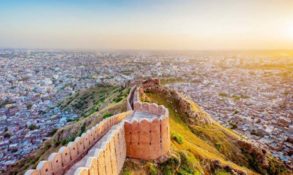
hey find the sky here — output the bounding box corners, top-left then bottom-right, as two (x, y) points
(0, 0), (293, 50)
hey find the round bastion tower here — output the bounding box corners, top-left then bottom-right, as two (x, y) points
(125, 86), (170, 160)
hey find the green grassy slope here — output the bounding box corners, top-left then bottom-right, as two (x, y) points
(122, 86), (289, 175)
(7, 85), (130, 175)
(8, 83), (289, 175)
(59, 85), (130, 118)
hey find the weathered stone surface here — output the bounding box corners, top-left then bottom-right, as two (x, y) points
(25, 86), (170, 175)
(82, 135), (90, 151)
(142, 78), (160, 89)
(97, 151), (106, 175)
(24, 169), (39, 175)
(149, 103), (159, 115)
(48, 153), (63, 175)
(85, 157), (98, 175)
(87, 129), (95, 146)
(75, 137), (86, 156)
(37, 161), (53, 175)
(59, 146), (71, 169)
(161, 117), (170, 155)
(131, 121), (139, 144)
(110, 138), (118, 175)
(74, 167), (89, 175)
(68, 142), (79, 163)
(158, 105), (165, 115)
(104, 144), (112, 175)
(150, 119), (161, 159)
(133, 102), (142, 111)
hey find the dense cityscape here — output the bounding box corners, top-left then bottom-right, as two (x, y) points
(0, 49), (292, 170)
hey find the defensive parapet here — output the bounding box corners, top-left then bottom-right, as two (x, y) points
(65, 122), (126, 175)
(126, 86), (137, 111)
(24, 84), (170, 175)
(25, 112), (131, 175)
(124, 88), (170, 160)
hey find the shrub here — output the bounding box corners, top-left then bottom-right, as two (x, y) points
(147, 163), (158, 175)
(61, 135), (75, 145)
(171, 132), (184, 144)
(161, 155), (180, 175)
(48, 128), (58, 136)
(179, 151), (198, 175)
(229, 122), (237, 129)
(103, 113), (112, 119)
(121, 168), (132, 175)
(113, 96), (123, 103)
(79, 123), (86, 136)
(215, 143), (222, 151)
(67, 118), (79, 123)
(214, 169), (232, 175)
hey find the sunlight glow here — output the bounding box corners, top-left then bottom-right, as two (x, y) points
(285, 23), (293, 40)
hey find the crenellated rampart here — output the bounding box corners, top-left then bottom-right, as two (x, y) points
(125, 88), (170, 160)
(126, 86), (137, 111)
(24, 85), (170, 175)
(24, 112), (131, 175)
(65, 122), (126, 175)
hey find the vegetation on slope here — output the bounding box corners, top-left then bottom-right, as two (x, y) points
(8, 82), (289, 175)
(7, 85), (130, 175)
(59, 85), (130, 118)
(122, 84), (289, 175)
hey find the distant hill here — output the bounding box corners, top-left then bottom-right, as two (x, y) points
(121, 82), (290, 175)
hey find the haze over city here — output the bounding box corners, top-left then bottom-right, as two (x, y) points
(1, 0), (293, 50)
(0, 1), (292, 175)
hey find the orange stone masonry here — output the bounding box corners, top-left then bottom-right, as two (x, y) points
(25, 85), (170, 175)
(24, 112), (130, 175)
(124, 87), (170, 160)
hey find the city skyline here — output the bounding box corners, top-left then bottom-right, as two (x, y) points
(0, 0), (293, 50)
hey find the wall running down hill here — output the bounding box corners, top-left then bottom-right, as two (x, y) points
(25, 86), (170, 175)
(25, 112), (130, 175)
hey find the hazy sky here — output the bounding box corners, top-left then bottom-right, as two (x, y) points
(0, 0), (293, 50)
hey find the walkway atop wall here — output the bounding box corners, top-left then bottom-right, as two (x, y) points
(25, 85), (170, 175)
(127, 111), (158, 121)
(64, 122), (126, 175)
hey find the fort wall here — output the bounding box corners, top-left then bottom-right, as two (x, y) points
(126, 86), (137, 111)
(25, 111), (131, 175)
(125, 88), (170, 160)
(66, 122), (126, 175)
(25, 85), (170, 175)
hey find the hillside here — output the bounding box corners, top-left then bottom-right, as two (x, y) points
(121, 81), (289, 175)
(6, 85), (130, 175)
(59, 85), (130, 117)
(8, 82), (290, 175)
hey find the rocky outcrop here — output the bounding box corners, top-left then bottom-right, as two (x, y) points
(211, 160), (247, 175)
(141, 78), (213, 125)
(140, 79), (289, 175)
(237, 140), (269, 168)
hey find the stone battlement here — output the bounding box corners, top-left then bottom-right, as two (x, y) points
(25, 85), (170, 175)
(125, 88), (170, 160)
(24, 112), (130, 175)
(65, 122), (126, 175)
